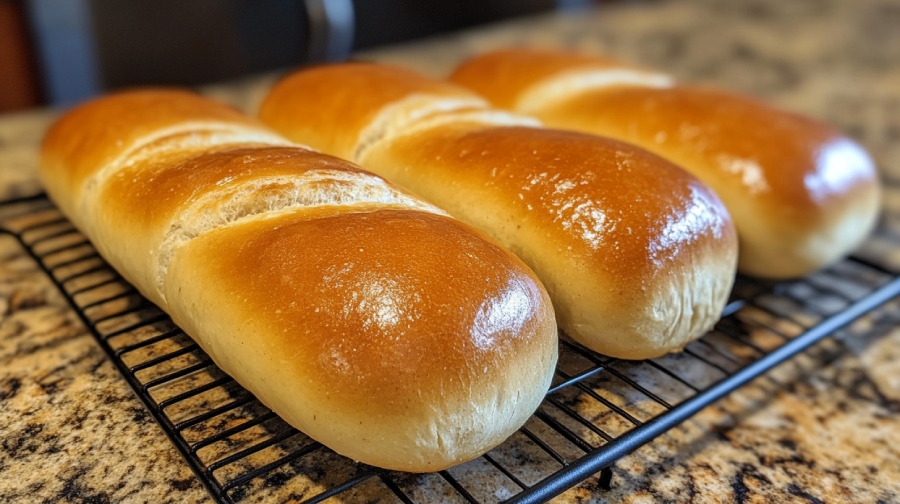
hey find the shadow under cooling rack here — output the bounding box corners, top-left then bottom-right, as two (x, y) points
(2, 193), (899, 504)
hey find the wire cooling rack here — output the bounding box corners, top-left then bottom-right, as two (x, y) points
(2, 193), (899, 503)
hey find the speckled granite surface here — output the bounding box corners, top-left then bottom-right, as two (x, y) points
(2, 0), (900, 502)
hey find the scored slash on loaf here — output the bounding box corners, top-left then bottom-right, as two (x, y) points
(39, 89), (559, 472)
(259, 63), (740, 360)
(450, 48), (882, 279)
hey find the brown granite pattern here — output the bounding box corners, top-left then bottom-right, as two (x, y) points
(1, 0), (900, 502)
(0, 234), (209, 502)
(562, 332), (900, 503)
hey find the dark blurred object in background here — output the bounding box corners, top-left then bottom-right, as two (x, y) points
(90, 0), (312, 88)
(24, 0), (347, 107)
(1, 0), (591, 112)
(0, 0), (42, 111)
(353, 0), (553, 50)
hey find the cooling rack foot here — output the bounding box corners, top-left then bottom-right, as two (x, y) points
(598, 467), (613, 491)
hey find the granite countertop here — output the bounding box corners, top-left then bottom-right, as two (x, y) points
(2, 0), (900, 502)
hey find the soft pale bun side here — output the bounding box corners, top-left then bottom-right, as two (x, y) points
(535, 87), (881, 278)
(450, 49), (881, 278)
(260, 63), (487, 162)
(39, 89), (559, 472)
(361, 120), (738, 359)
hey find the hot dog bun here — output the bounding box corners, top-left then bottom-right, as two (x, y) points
(260, 64), (739, 359)
(451, 48), (881, 278)
(40, 89), (559, 472)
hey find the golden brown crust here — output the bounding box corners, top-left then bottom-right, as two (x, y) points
(362, 123), (738, 358)
(450, 49), (882, 278)
(40, 90), (292, 236)
(39, 89), (559, 472)
(167, 208), (557, 471)
(449, 48), (640, 109)
(101, 145), (378, 231)
(41, 89), (262, 194)
(260, 63), (740, 358)
(527, 86), (881, 277)
(93, 144), (421, 306)
(260, 62), (486, 161)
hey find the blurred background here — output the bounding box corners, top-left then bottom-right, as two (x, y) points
(0, 0), (609, 113)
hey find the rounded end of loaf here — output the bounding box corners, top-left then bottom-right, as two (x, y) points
(41, 89), (260, 202)
(260, 62), (487, 161)
(362, 124), (738, 359)
(165, 208), (558, 472)
(534, 86), (881, 278)
(728, 134), (881, 279)
(40, 90), (297, 309)
(41, 89), (266, 217)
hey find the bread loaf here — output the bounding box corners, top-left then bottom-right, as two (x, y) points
(260, 63), (739, 359)
(450, 48), (881, 278)
(40, 89), (558, 472)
